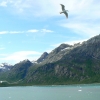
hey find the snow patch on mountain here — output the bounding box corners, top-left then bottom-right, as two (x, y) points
(0, 63), (13, 72)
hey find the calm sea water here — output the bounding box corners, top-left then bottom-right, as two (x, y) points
(0, 84), (100, 100)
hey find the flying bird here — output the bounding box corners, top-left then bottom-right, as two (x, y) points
(60, 4), (68, 18)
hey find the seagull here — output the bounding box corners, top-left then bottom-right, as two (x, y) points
(60, 4), (68, 18)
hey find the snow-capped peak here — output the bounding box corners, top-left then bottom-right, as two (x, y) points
(0, 63), (13, 71)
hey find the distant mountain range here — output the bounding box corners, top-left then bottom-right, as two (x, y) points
(0, 34), (100, 86)
(0, 63), (13, 72)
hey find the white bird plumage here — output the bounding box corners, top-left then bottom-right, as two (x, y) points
(60, 4), (68, 18)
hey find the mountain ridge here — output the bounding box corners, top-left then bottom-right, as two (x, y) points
(0, 34), (100, 86)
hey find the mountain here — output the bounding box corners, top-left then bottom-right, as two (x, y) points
(37, 44), (73, 65)
(37, 52), (48, 63)
(0, 63), (13, 72)
(7, 59), (33, 82)
(1, 34), (100, 85)
(25, 35), (100, 85)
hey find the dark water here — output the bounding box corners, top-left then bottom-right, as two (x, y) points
(0, 84), (100, 100)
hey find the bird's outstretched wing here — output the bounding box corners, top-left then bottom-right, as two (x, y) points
(64, 12), (68, 18)
(60, 4), (65, 11)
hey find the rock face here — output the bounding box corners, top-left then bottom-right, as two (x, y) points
(1, 34), (100, 85)
(39, 44), (73, 64)
(37, 52), (48, 63)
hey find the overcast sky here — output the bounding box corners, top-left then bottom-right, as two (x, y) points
(0, 0), (100, 64)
